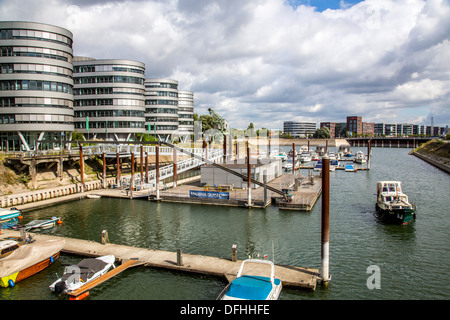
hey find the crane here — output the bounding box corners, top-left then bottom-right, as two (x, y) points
(208, 108), (228, 134)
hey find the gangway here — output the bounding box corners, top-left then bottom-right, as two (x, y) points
(159, 141), (288, 200)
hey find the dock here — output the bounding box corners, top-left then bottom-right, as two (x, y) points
(92, 173), (323, 211)
(0, 229), (319, 292)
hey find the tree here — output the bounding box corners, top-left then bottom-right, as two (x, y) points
(313, 126), (331, 138)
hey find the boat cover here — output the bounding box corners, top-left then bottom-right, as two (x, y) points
(226, 275), (280, 300)
(0, 239), (65, 277)
(61, 258), (109, 282)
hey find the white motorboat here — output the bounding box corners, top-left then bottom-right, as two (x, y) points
(270, 149), (287, 161)
(217, 259), (282, 300)
(355, 151), (366, 164)
(375, 181), (416, 225)
(299, 152), (312, 163)
(24, 217), (61, 231)
(50, 255), (116, 294)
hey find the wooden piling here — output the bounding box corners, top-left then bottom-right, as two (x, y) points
(321, 155), (331, 284)
(173, 147), (177, 188)
(155, 145), (160, 200)
(79, 145), (84, 189)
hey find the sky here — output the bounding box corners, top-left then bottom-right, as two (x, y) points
(1, 0), (449, 131)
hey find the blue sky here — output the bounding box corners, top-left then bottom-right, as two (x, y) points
(0, 0), (449, 130)
(287, 0), (364, 11)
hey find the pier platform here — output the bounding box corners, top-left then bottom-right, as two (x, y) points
(0, 229), (319, 291)
(93, 174), (323, 211)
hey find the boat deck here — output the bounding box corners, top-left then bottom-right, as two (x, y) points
(1, 229), (319, 291)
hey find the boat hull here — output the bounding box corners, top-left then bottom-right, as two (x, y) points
(375, 204), (416, 225)
(0, 252), (60, 287)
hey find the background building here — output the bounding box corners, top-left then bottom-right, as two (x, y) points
(177, 90), (194, 138)
(73, 57), (146, 141)
(283, 121), (316, 138)
(346, 116), (362, 136)
(0, 21), (74, 151)
(145, 78), (183, 142)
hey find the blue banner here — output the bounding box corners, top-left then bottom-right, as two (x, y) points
(189, 190), (230, 200)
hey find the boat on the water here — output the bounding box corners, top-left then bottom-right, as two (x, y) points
(49, 255), (116, 294)
(0, 239), (64, 287)
(217, 259), (282, 300)
(375, 181), (416, 225)
(24, 217), (62, 231)
(299, 152), (312, 163)
(0, 208), (21, 229)
(355, 151), (366, 164)
(0, 240), (20, 259)
(345, 164), (357, 172)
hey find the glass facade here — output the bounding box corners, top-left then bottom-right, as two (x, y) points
(73, 57), (146, 140)
(0, 21), (74, 151)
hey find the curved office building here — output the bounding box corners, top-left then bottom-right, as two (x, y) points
(73, 57), (146, 141)
(177, 90), (194, 137)
(144, 78), (179, 141)
(283, 121), (316, 138)
(0, 21), (74, 151)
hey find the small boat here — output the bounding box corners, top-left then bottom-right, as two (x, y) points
(345, 164), (357, 172)
(0, 239), (64, 287)
(314, 160), (322, 171)
(330, 159), (339, 171)
(375, 181), (416, 225)
(24, 217), (62, 231)
(0, 208), (21, 228)
(217, 259), (282, 300)
(269, 150), (287, 162)
(300, 152), (312, 163)
(87, 194), (101, 199)
(355, 151), (366, 164)
(49, 255), (116, 294)
(0, 240), (20, 259)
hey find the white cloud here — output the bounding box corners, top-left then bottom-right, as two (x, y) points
(1, 0), (449, 129)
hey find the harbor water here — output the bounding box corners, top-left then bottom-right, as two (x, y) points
(1, 147), (449, 300)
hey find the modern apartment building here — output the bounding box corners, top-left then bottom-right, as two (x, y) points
(177, 90), (194, 137)
(346, 116), (362, 136)
(283, 121), (316, 138)
(0, 21), (74, 151)
(73, 57), (146, 141)
(144, 80), (195, 142)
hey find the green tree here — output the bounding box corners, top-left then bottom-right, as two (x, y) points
(313, 126), (331, 138)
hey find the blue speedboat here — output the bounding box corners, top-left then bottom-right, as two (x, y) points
(345, 164), (357, 172)
(218, 259), (282, 300)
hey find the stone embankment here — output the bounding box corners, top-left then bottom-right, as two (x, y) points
(410, 139), (450, 174)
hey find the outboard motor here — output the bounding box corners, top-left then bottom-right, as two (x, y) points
(54, 281), (67, 294)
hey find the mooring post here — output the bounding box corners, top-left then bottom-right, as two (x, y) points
(177, 249), (183, 266)
(321, 154), (331, 285)
(247, 144), (252, 207)
(101, 230), (108, 245)
(116, 152), (121, 187)
(102, 152), (106, 188)
(292, 143), (296, 175)
(140, 145), (144, 186)
(223, 134), (227, 163)
(79, 145), (84, 190)
(155, 145), (160, 200)
(173, 147), (177, 188)
(130, 152), (135, 199)
(232, 244), (237, 262)
(145, 151), (149, 184)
